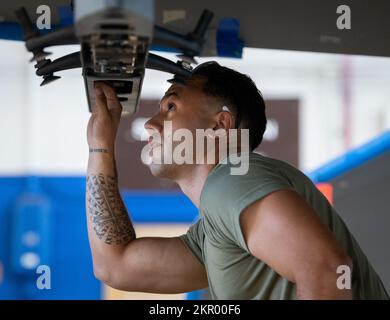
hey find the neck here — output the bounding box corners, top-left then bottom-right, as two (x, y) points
(176, 163), (216, 208)
(174, 141), (247, 207)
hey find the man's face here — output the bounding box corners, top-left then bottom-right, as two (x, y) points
(144, 78), (219, 180)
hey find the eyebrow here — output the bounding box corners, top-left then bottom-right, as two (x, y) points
(162, 91), (179, 100)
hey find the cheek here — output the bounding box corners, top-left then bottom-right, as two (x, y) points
(172, 112), (205, 131)
(162, 108), (211, 143)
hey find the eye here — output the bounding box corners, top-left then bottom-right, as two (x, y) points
(167, 102), (176, 112)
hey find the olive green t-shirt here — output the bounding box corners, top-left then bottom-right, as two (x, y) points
(180, 152), (389, 300)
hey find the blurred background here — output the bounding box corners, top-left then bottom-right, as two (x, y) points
(0, 39), (389, 299)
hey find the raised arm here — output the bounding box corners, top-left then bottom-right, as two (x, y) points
(85, 82), (207, 293)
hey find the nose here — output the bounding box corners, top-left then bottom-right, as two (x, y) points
(144, 114), (163, 135)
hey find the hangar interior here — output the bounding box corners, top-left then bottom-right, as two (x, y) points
(0, 0), (389, 299)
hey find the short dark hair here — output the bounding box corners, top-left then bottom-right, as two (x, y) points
(190, 61), (267, 151)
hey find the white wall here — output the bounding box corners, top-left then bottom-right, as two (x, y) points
(1, 39), (389, 175)
(0, 41), (89, 175)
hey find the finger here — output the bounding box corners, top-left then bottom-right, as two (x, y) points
(100, 83), (123, 130)
(99, 82), (123, 113)
(93, 82), (109, 117)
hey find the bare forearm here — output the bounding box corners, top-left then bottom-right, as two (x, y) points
(86, 149), (136, 267)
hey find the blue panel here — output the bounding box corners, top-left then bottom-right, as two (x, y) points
(0, 178), (25, 298)
(0, 4), (73, 41)
(308, 130), (390, 183)
(0, 22), (23, 41)
(10, 191), (51, 276)
(58, 6), (74, 27)
(217, 18), (244, 58)
(0, 176), (100, 299)
(0, 176), (200, 299)
(186, 289), (206, 300)
(122, 191), (198, 223)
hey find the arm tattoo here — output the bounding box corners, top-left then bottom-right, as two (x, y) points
(89, 148), (108, 153)
(86, 174), (135, 245)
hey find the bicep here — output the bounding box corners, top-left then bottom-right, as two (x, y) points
(240, 189), (349, 283)
(107, 236), (208, 294)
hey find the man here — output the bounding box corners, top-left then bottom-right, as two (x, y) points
(85, 61), (389, 299)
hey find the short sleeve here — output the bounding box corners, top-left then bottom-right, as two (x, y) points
(179, 218), (205, 265)
(200, 154), (293, 252)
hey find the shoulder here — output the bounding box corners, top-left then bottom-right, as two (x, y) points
(198, 153), (295, 249)
(201, 152), (292, 205)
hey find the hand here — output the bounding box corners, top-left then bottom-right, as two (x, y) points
(87, 82), (122, 154)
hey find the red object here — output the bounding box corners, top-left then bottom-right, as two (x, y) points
(316, 183), (333, 204)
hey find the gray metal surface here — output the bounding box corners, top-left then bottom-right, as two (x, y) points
(332, 152), (390, 292)
(2, 0), (390, 56)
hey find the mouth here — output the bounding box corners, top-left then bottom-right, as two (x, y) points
(148, 137), (162, 150)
